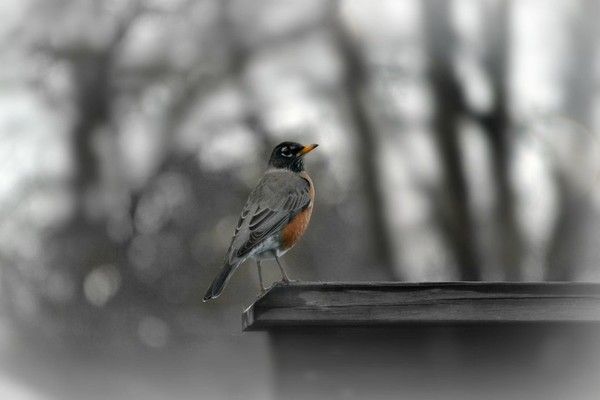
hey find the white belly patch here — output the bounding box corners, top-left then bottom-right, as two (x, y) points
(248, 235), (280, 260)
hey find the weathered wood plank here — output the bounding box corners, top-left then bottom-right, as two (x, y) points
(242, 282), (600, 330)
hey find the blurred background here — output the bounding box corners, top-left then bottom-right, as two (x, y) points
(1, 0), (600, 398)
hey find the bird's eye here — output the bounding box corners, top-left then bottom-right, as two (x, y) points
(281, 147), (292, 157)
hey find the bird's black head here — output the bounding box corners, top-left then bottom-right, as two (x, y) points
(268, 141), (318, 172)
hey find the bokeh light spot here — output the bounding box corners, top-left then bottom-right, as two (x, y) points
(83, 264), (121, 307)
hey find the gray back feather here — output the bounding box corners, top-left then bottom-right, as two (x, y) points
(226, 169), (311, 264)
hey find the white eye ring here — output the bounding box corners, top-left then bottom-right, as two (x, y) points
(281, 147), (292, 157)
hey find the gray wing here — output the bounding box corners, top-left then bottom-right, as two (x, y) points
(226, 171), (311, 264)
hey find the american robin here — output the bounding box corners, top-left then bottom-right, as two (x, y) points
(203, 142), (318, 301)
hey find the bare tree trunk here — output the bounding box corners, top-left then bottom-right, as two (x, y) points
(423, 0), (481, 280)
(478, 0), (525, 280)
(66, 6), (139, 220)
(332, 7), (399, 280)
(70, 54), (111, 218)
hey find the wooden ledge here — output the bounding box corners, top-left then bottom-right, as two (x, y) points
(242, 282), (600, 331)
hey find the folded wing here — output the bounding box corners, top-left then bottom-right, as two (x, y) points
(226, 171), (311, 264)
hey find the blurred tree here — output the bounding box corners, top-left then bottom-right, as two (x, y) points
(478, 0), (525, 280)
(546, 0), (600, 280)
(2, 0), (255, 347)
(3, 0), (144, 344)
(332, 1), (399, 280)
(3, 0), (600, 355)
(423, 0), (481, 280)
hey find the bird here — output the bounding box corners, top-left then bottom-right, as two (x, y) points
(203, 141), (318, 301)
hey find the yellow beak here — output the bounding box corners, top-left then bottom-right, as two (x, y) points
(298, 144), (319, 155)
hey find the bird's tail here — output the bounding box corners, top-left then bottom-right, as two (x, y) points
(203, 262), (238, 301)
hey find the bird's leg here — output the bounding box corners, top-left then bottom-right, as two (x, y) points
(274, 255), (294, 284)
(256, 260), (266, 293)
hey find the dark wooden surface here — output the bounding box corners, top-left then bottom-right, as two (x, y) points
(243, 282), (600, 330)
(245, 283), (600, 399)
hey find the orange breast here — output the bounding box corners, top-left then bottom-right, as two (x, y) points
(281, 172), (315, 250)
(282, 206), (313, 250)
